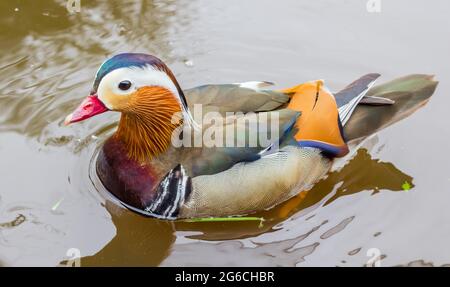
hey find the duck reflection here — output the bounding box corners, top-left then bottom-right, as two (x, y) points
(81, 201), (175, 266)
(279, 148), (413, 214)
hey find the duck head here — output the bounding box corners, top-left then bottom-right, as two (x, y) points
(65, 53), (192, 161)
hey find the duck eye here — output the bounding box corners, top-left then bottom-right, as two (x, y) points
(118, 80), (132, 91)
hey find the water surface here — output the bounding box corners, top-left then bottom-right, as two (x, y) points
(0, 0), (449, 266)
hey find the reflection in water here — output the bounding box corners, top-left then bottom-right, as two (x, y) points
(0, 1), (72, 48)
(320, 216), (354, 240)
(0, 0), (447, 266)
(276, 148), (413, 219)
(348, 247), (361, 256)
(0, 0), (190, 138)
(81, 202), (175, 266)
(0, 214), (26, 228)
(397, 260), (450, 267)
(163, 221), (328, 267)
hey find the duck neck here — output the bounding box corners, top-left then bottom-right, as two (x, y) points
(114, 87), (183, 163)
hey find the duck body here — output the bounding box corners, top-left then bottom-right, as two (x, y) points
(97, 135), (331, 219)
(66, 53), (438, 220)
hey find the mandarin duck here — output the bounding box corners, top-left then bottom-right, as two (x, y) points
(65, 53), (437, 219)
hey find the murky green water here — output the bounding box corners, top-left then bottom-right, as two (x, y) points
(0, 0), (449, 266)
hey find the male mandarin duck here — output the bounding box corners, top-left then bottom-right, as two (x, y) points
(65, 53), (437, 219)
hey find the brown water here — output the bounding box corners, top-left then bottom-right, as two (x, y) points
(0, 0), (449, 267)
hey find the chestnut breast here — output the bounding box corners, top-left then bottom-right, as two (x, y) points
(96, 136), (162, 209)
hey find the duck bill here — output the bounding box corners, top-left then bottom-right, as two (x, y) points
(64, 94), (108, 125)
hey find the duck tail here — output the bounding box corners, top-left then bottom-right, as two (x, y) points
(342, 74), (438, 142)
(281, 74), (438, 154)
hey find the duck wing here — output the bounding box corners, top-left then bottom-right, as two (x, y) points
(178, 108), (300, 176)
(184, 82), (289, 115)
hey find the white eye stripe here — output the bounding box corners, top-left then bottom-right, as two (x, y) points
(96, 64), (198, 129)
(97, 65), (179, 99)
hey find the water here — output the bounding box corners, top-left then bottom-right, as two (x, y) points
(0, 0), (449, 266)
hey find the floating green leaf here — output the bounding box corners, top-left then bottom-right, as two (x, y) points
(402, 181), (412, 191)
